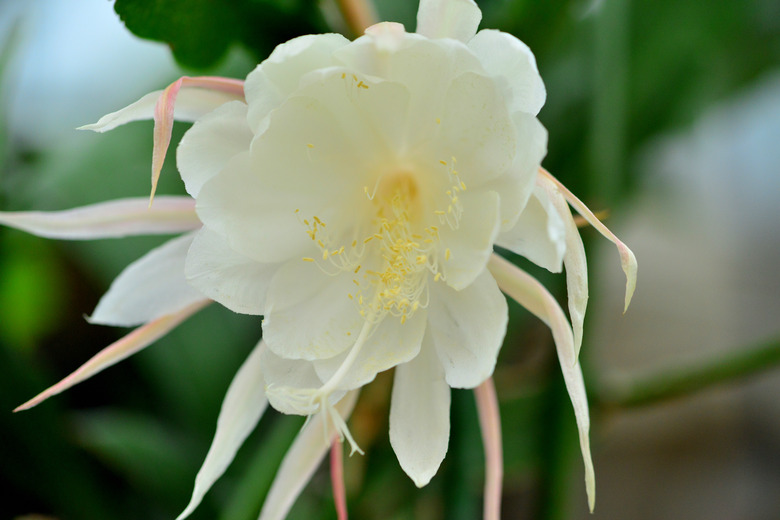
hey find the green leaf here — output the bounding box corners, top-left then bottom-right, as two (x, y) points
(113, 0), (328, 69)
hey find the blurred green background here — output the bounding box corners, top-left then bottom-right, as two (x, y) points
(1, 0), (779, 519)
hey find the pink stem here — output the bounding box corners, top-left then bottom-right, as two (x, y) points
(475, 378), (503, 520)
(330, 435), (348, 520)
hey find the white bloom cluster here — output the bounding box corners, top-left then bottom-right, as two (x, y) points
(3, 0), (636, 518)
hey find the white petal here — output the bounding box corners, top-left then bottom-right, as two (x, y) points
(539, 179), (588, 358)
(487, 254), (594, 510)
(88, 233), (205, 327)
(428, 269), (507, 388)
(0, 197), (200, 240)
(185, 228), (277, 316)
(195, 152), (312, 264)
(497, 184), (566, 273)
(262, 261), (363, 361)
(416, 0), (482, 42)
(389, 338), (450, 487)
(14, 300), (209, 412)
(439, 190), (501, 290)
(79, 88), (241, 133)
(258, 390), (360, 520)
(245, 33), (351, 134)
(177, 101), (253, 198)
(199, 70), (410, 264)
(435, 71), (517, 188)
(539, 168), (637, 312)
(313, 309), (427, 391)
(333, 35), (482, 144)
(177, 340), (269, 520)
(261, 348), (339, 416)
(468, 30), (546, 116)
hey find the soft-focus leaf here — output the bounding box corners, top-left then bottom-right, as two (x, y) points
(113, 0), (327, 69)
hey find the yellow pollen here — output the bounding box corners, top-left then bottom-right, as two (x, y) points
(445, 248), (451, 261)
(436, 117), (441, 124)
(439, 160), (447, 165)
(302, 257), (314, 262)
(354, 265), (361, 273)
(401, 315), (407, 324)
(307, 143), (314, 149)
(434, 272), (442, 281)
(322, 250), (329, 260)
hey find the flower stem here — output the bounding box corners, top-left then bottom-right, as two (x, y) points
(330, 435), (348, 520)
(335, 0), (378, 36)
(475, 378), (503, 520)
(597, 335), (780, 409)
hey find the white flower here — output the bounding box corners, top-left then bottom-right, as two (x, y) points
(3, 0), (637, 518)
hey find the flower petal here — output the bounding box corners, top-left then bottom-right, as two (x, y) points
(245, 33), (351, 135)
(468, 29), (546, 116)
(496, 184), (566, 273)
(150, 77), (245, 202)
(389, 337), (450, 487)
(435, 71), (517, 189)
(261, 348), (347, 416)
(262, 261), (362, 361)
(483, 111), (548, 234)
(439, 190), (501, 290)
(185, 227), (278, 316)
(14, 300), (209, 412)
(78, 79), (244, 133)
(416, 0), (482, 42)
(0, 197), (200, 239)
(487, 254), (595, 511)
(428, 269), (507, 388)
(312, 309), (427, 391)
(177, 101), (252, 198)
(177, 340), (268, 520)
(258, 390), (360, 520)
(539, 168), (637, 311)
(89, 233), (206, 327)
(538, 177), (588, 358)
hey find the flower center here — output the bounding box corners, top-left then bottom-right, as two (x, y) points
(362, 173), (430, 324)
(298, 161), (465, 325)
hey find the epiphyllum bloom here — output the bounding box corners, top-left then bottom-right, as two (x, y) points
(4, 0), (637, 518)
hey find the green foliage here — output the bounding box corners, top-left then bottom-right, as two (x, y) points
(114, 0), (329, 69)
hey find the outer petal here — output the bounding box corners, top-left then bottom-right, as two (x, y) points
(262, 261), (362, 361)
(389, 337), (450, 487)
(0, 197), (200, 239)
(177, 101), (253, 198)
(258, 390), (360, 520)
(185, 227), (278, 316)
(312, 309), (427, 391)
(177, 340), (268, 520)
(439, 190), (501, 290)
(416, 0), (482, 42)
(539, 178), (588, 357)
(14, 300), (209, 412)
(79, 87), (242, 133)
(244, 33), (351, 135)
(428, 269), (508, 388)
(468, 30), (546, 116)
(487, 254), (595, 511)
(539, 168), (637, 311)
(89, 233), (205, 327)
(496, 184), (566, 273)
